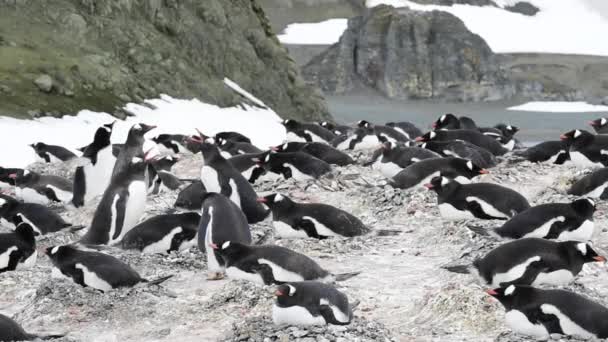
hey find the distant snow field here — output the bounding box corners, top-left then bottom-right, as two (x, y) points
(0, 79), (286, 168)
(508, 101), (608, 112)
(277, 18), (349, 45)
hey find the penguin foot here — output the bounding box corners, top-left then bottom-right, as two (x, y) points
(207, 272), (225, 280)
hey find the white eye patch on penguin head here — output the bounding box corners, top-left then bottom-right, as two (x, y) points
(430, 131), (437, 139)
(46, 245), (62, 257)
(466, 160), (473, 170)
(440, 115), (446, 123)
(133, 123), (142, 130)
(131, 157), (143, 164)
(602, 118), (607, 126)
(504, 285), (516, 296)
(574, 130), (581, 138)
(274, 193), (284, 202)
(221, 241), (231, 250)
(577, 243), (588, 255)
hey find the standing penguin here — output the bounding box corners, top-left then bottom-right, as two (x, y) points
(197, 193), (252, 280)
(416, 130), (508, 156)
(282, 119), (337, 144)
(487, 285), (608, 339)
(46, 245), (171, 292)
(273, 281), (352, 326)
(0, 218), (37, 273)
(80, 155), (150, 245)
(425, 176), (530, 220)
(273, 142), (354, 166)
(121, 212), (201, 254)
(569, 168), (608, 199)
(112, 123), (156, 178)
(390, 158), (488, 190)
(469, 198), (596, 241)
(589, 117), (608, 134)
(561, 129), (608, 168)
(29, 142), (77, 163)
(0, 194), (72, 235)
(10, 169), (73, 203)
(257, 152), (331, 181)
(513, 140), (570, 164)
(0, 314), (64, 341)
(260, 193), (368, 239)
(72, 121), (117, 207)
(193, 140), (268, 223)
(445, 239), (605, 287)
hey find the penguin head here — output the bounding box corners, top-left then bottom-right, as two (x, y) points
(14, 220), (36, 240)
(319, 121), (334, 130)
(424, 175), (455, 193)
(45, 245), (77, 261)
(256, 193), (293, 210)
(494, 123), (519, 138)
(486, 285), (529, 309)
(275, 284), (297, 298)
(565, 242), (606, 264)
(103, 120), (116, 132)
(273, 142), (301, 153)
(282, 119), (300, 131)
(357, 120), (372, 128)
(570, 198), (596, 218)
(376, 134), (389, 144)
(381, 141), (394, 152)
(29, 142), (46, 152)
(415, 131), (436, 142)
(212, 241), (248, 261)
(457, 159), (489, 178)
(589, 117), (607, 132)
(9, 169), (34, 185)
(432, 113), (457, 129)
(560, 129), (592, 145)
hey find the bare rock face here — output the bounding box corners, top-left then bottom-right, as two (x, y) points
(504, 2), (540, 16)
(303, 5), (513, 102)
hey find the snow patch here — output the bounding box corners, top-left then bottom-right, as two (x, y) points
(508, 101), (608, 112)
(278, 19), (349, 45)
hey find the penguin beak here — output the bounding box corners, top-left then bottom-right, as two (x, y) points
(143, 149), (158, 162)
(8, 173), (17, 179)
(274, 290), (283, 296)
(141, 124), (157, 134)
(593, 256), (607, 262)
(423, 183), (434, 189)
(195, 128), (208, 139)
(432, 122), (437, 129)
(479, 169), (490, 174)
(256, 197), (267, 203)
(589, 120), (598, 127)
(415, 136), (425, 142)
(485, 289), (499, 296)
(188, 135), (202, 143)
(209, 243), (219, 250)
(559, 134), (568, 140)
(270, 146), (279, 152)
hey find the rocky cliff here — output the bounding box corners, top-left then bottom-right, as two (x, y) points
(303, 5), (513, 102)
(0, 0), (330, 121)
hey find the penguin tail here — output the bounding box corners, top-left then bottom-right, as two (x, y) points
(442, 265), (471, 274)
(375, 229), (401, 236)
(31, 333), (66, 340)
(178, 178), (198, 182)
(350, 299), (361, 311)
(333, 271), (361, 282)
(145, 275), (174, 286)
(68, 225), (87, 232)
(466, 224), (490, 236)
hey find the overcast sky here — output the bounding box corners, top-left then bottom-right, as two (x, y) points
(582, 0), (608, 20)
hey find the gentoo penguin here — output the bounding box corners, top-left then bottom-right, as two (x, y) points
(569, 168), (608, 199)
(10, 169), (73, 204)
(513, 140), (570, 164)
(72, 121), (117, 207)
(148, 156), (182, 194)
(227, 153), (273, 183)
(425, 176), (530, 220)
(273, 281), (352, 326)
(417, 130), (508, 156)
(260, 193), (368, 239)
(385, 121), (423, 140)
(282, 119), (337, 144)
(121, 212), (201, 254)
(216, 137), (261, 156)
(421, 140), (497, 169)
(357, 120), (410, 142)
(174, 181), (206, 210)
(0, 219), (37, 272)
(560, 129), (608, 168)
(318, 121), (351, 136)
(257, 152), (331, 181)
(432, 114), (477, 130)
(80, 155), (150, 245)
(29, 142), (76, 163)
(215, 131), (251, 144)
(152, 134), (189, 155)
(470, 198), (596, 241)
(198, 193), (252, 280)
(446, 238), (605, 287)
(589, 117), (608, 134)
(334, 127), (380, 151)
(193, 140), (268, 223)
(215, 241), (358, 285)
(46, 245), (172, 292)
(390, 158), (488, 190)
(0, 167), (23, 188)
(273, 142), (354, 166)
(111, 123), (156, 178)
(372, 141), (440, 178)
(487, 285), (608, 339)
(0, 313), (64, 341)
(0, 194), (72, 235)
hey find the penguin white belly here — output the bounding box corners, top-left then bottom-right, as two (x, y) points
(272, 305), (326, 326)
(557, 220), (594, 242)
(0, 246), (18, 269)
(393, 127), (409, 139)
(466, 196), (510, 219)
(46, 184), (72, 203)
(502, 139), (515, 151)
(283, 163), (314, 181)
(304, 130), (328, 144)
(118, 181), (147, 243)
(204, 207), (222, 272)
(85, 147), (116, 202)
(491, 256), (541, 287)
(540, 304), (595, 339)
(75, 263), (113, 292)
(320, 298), (350, 323)
(241, 166), (255, 181)
(584, 183), (608, 198)
(228, 179), (241, 208)
(505, 310), (549, 338)
(258, 258), (304, 282)
(570, 151), (603, 169)
(19, 250), (37, 269)
(16, 187), (49, 205)
(532, 270), (574, 286)
(273, 221), (309, 239)
(379, 162), (403, 178)
(226, 266), (264, 285)
(286, 132), (307, 143)
(522, 216), (565, 239)
(353, 135), (380, 151)
(336, 136), (354, 150)
(142, 227), (183, 254)
(547, 151), (566, 164)
(454, 176), (471, 184)
(201, 166), (221, 193)
(48, 154), (63, 163)
(438, 203), (475, 220)
(302, 216), (340, 237)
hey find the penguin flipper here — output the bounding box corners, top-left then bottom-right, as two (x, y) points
(319, 305), (351, 326)
(252, 263), (279, 285)
(528, 309), (564, 335)
(442, 265), (471, 274)
(333, 272), (361, 282)
(143, 275), (174, 286)
(157, 171), (183, 190)
(295, 218), (325, 239)
(31, 333), (66, 340)
(465, 224), (491, 236)
(72, 166), (85, 208)
(499, 260), (545, 288)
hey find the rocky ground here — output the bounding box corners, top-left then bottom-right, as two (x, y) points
(1, 150), (608, 342)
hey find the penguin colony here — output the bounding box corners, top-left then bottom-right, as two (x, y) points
(1, 114), (608, 341)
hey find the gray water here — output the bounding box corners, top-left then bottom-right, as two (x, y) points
(327, 94), (606, 143)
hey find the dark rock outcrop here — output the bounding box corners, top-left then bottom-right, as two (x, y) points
(410, 0), (495, 5)
(504, 2), (540, 16)
(0, 0), (330, 121)
(303, 5), (513, 101)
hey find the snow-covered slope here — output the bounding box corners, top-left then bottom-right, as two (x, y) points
(508, 101), (608, 112)
(278, 18), (348, 45)
(0, 80), (286, 168)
